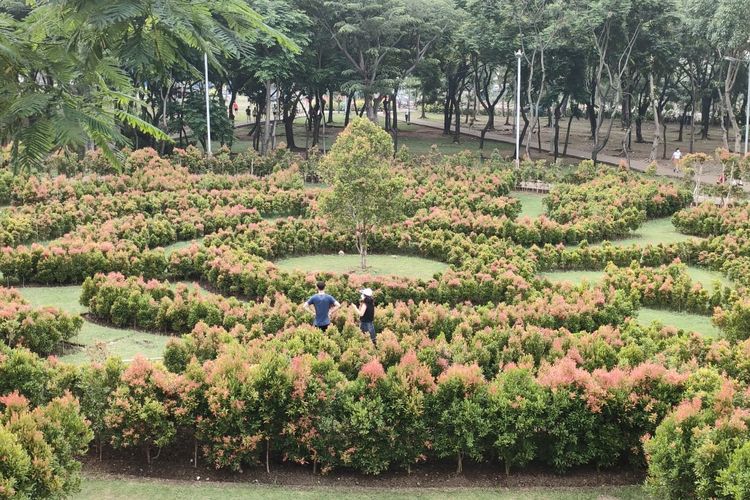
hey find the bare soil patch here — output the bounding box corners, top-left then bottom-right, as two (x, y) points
(81, 448), (644, 490)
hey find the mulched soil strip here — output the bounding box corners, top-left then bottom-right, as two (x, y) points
(82, 449), (645, 489)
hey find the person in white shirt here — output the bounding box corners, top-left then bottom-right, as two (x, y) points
(671, 148), (682, 172)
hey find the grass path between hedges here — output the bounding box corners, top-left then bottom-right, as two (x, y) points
(17, 286), (171, 364)
(542, 265), (733, 290)
(540, 266), (728, 338)
(593, 217), (701, 248)
(636, 308), (721, 338)
(512, 191), (547, 219)
(275, 254), (449, 281)
(74, 477), (648, 500)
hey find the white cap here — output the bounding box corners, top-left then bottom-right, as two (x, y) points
(359, 288), (373, 297)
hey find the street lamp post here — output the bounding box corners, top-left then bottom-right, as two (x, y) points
(204, 52), (212, 156)
(724, 55), (750, 155)
(515, 50), (523, 168)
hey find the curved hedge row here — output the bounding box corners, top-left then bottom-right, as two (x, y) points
(2, 148), (750, 498)
(0, 288), (81, 355)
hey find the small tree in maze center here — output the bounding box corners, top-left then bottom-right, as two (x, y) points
(319, 117), (406, 270)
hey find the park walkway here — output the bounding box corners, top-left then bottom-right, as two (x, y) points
(412, 117), (647, 171)
(410, 117), (749, 196)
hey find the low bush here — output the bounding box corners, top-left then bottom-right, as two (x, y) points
(0, 391), (92, 499)
(0, 288), (82, 355)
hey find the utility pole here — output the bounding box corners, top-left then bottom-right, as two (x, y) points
(204, 52), (212, 155)
(515, 49), (523, 168)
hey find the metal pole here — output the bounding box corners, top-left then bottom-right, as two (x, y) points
(745, 60), (749, 155)
(204, 52), (212, 155)
(515, 50), (522, 168)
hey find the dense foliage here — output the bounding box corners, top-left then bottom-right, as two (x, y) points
(1, 142), (750, 498)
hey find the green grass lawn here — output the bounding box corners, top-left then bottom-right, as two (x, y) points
(161, 238), (205, 256)
(19, 285), (86, 314)
(636, 307), (721, 338)
(541, 270), (605, 284)
(275, 254), (449, 281)
(542, 266), (731, 291)
(511, 191), (547, 219)
(74, 477), (648, 500)
(685, 266), (733, 289)
(17, 286), (170, 364)
(594, 218), (701, 248)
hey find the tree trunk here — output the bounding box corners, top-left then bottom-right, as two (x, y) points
(536, 115), (542, 153)
(344, 92), (354, 127)
(717, 89), (730, 150)
(693, 161), (705, 201)
(443, 93), (453, 134)
(266, 437), (273, 473)
(456, 452), (463, 474)
(283, 96), (297, 149)
(622, 122), (633, 169)
(262, 80), (272, 155)
(364, 92), (376, 122)
(678, 105), (688, 143)
(588, 76), (597, 139)
(358, 231), (368, 270)
(384, 97), (391, 131)
(327, 89), (334, 124)
(700, 94), (711, 140)
(453, 93), (461, 143)
(690, 80), (697, 153)
(621, 92), (630, 129)
(253, 108), (262, 151)
(464, 88), (471, 124)
(519, 107), (530, 157)
(563, 108), (574, 156)
(311, 97), (322, 148)
(724, 65), (742, 152)
(553, 97), (565, 162)
(648, 72), (661, 163)
(228, 88), (238, 121)
(271, 105), (279, 150)
(486, 107), (495, 131)
(391, 93), (399, 155)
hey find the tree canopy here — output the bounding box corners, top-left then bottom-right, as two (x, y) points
(319, 117), (406, 269)
(2, 0), (750, 166)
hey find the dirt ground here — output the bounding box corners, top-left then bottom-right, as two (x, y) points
(81, 448), (644, 489)
(430, 111), (741, 163)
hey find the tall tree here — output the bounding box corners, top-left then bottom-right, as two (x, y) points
(319, 118), (405, 270)
(710, 0), (750, 153)
(512, 0), (565, 158)
(569, 0), (642, 164)
(465, 0), (515, 149)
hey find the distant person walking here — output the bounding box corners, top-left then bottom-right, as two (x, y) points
(352, 288), (376, 344)
(303, 281), (340, 331)
(672, 148), (682, 172)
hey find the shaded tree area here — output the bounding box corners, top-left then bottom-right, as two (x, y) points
(3, 0), (750, 167)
